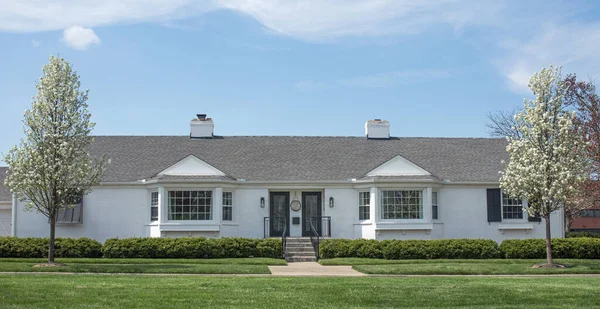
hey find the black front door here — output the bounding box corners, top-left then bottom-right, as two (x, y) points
(269, 192), (289, 237)
(302, 192), (322, 237)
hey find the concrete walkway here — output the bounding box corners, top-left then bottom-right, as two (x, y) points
(269, 262), (365, 277)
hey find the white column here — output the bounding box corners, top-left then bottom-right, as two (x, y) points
(424, 187), (432, 222)
(370, 187), (377, 222)
(214, 187), (223, 223)
(158, 186), (166, 224)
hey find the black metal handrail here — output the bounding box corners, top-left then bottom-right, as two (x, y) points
(306, 216), (332, 260)
(263, 217), (287, 259)
(281, 222), (287, 259)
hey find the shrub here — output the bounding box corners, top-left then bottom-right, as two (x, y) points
(320, 238), (500, 260)
(500, 238), (600, 259)
(319, 239), (355, 259)
(566, 232), (600, 238)
(382, 239), (501, 259)
(101, 237), (282, 259)
(0, 237), (102, 258)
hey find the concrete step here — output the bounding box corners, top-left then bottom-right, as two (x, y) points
(286, 241), (313, 245)
(286, 256), (317, 263)
(286, 247), (315, 253)
(285, 243), (314, 248)
(286, 254), (316, 259)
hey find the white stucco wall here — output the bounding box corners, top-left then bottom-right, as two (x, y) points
(14, 187), (149, 242)
(12, 182), (565, 243)
(0, 203), (11, 236)
(439, 186), (563, 242)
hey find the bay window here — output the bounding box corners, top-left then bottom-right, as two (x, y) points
(150, 191), (158, 221)
(432, 191), (438, 220)
(381, 190), (423, 219)
(358, 191), (370, 220)
(222, 191), (233, 221)
(168, 190), (213, 220)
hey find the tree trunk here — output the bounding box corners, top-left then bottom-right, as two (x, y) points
(544, 213), (554, 265)
(48, 215), (56, 264)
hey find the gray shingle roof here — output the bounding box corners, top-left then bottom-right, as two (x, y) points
(0, 167), (10, 201)
(88, 136), (508, 183)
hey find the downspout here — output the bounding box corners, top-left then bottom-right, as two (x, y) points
(11, 194), (17, 237)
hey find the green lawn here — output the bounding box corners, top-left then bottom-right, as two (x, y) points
(1, 275), (600, 308)
(320, 258), (600, 275)
(0, 258), (285, 274)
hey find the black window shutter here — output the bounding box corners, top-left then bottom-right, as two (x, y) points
(486, 189), (502, 222)
(528, 213), (542, 222)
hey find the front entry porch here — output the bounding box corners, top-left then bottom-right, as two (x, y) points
(263, 190), (332, 238)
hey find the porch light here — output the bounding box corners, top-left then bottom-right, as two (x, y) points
(260, 197), (265, 208)
(329, 197), (334, 208)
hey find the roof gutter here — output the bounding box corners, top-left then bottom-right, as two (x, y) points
(97, 179), (500, 186)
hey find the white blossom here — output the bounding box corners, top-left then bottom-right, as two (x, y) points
(3, 56), (109, 262)
(500, 66), (589, 264)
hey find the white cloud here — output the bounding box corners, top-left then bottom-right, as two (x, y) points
(217, 0), (503, 40)
(340, 70), (453, 88)
(499, 23), (600, 93)
(2, 0), (600, 92)
(31, 39), (40, 47)
(0, 0), (500, 39)
(0, 0), (213, 32)
(61, 26), (101, 50)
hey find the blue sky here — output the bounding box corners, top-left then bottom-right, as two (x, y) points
(1, 0), (600, 162)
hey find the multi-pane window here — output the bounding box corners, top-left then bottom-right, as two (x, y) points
(150, 192), (159, 221)
(222, 191), (233, 221)
(381, 190), (423, 219)
(358, 191), (370, 220)
(432, 191), (439, 220)
(168, 190), (213, 220)
(502, 192), (523, 219)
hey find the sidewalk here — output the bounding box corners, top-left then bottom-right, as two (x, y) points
(269, 262), (365, 276)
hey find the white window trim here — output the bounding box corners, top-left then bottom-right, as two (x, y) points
(501, 191), (527, 222)
(222, 191), (234, 222)
(357, 190), (371, 222)
(377, 188), (428, 224)
(149, 190), (159, 223)
(432, 191), (439, 221)
(165, 188), (217, 224)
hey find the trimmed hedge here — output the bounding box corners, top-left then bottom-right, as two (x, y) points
(320, 239), (501, 259)
(321, 238), (600, 260)
(566, 232), (600, 238)
(500, 238), (600, 259)
(3, 236), (598, 260)
(0, 237), (102, 258)
(102, 237), (282, 259)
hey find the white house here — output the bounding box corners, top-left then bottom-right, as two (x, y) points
(3, 115), (564, 243)
(0, 167), (11, 236)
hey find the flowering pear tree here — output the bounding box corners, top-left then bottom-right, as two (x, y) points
(4, 56), (108, 265)
(500, 66), (589, 266)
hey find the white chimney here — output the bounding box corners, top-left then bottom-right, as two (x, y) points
(365, 119), (390, 139)
(190, 114), (214, 138)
